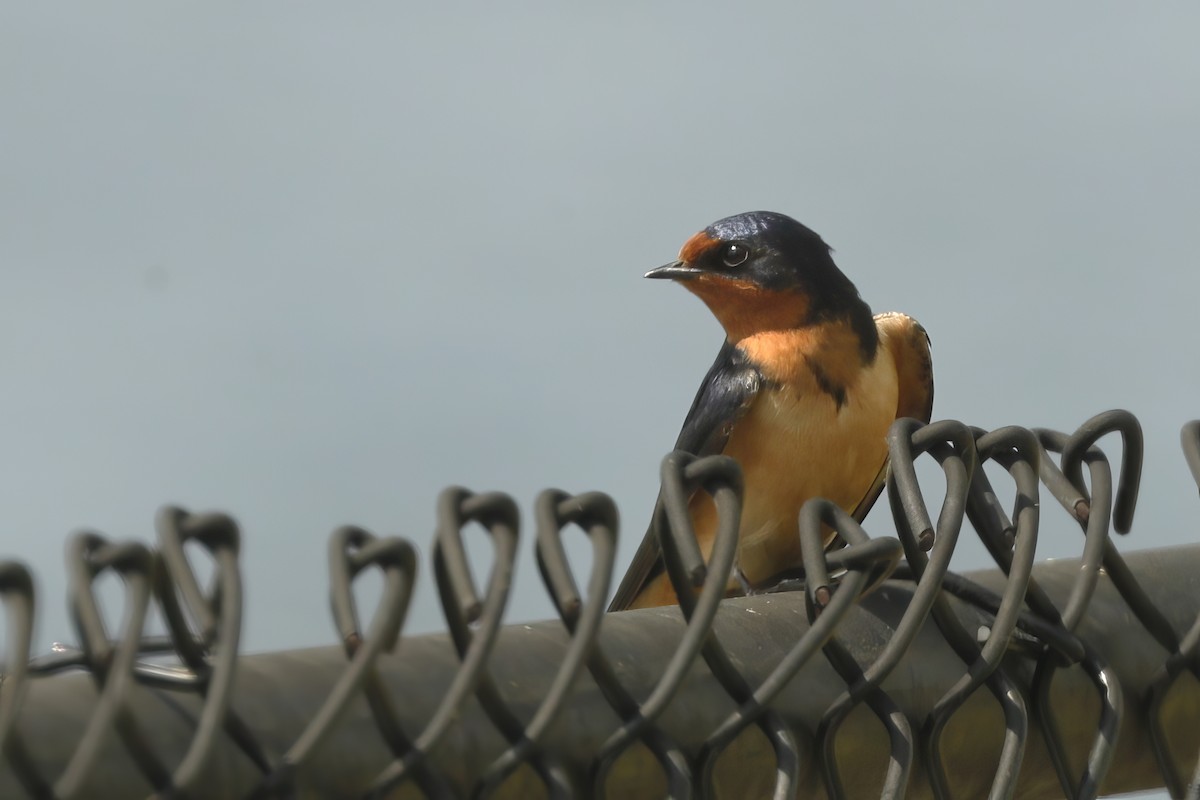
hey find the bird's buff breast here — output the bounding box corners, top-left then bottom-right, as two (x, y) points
(712, 349), (899, 585)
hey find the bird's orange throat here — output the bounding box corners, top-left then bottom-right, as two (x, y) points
(681, 276), (812, 343)
(681, 276), (869, 399)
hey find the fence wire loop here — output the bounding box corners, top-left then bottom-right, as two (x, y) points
(805, 418), (976, 799)
(593, 452), (746, 799)
(536, 492), (692, 798)
(1052, 415), (1179, 659)
(886, 418), (978, 554)
(1059, 409), (1144, 535)
(154, 508), (241, 650)
(1145, 421), (1200, 800)
(534, 490), (618, 624)
(249, 527), (419, 800)
(700, 497), (902, 796)
(920, 425), (1040, 800)
(58, 534), (169, 799)
(370, 488), (521, 799)
(153, 507), (254, 796)
(475, 490), (619, 799)
(1033, 417), (1138, 799)
(0, 563), (34, 759)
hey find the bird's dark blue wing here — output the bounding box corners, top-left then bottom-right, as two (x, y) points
(608, 340), (763, 611)
(671, 340), (763, 457)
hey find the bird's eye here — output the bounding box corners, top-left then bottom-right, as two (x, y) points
(721, 242), (749, 267)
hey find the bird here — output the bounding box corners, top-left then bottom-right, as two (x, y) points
(608, 210), (933, 611)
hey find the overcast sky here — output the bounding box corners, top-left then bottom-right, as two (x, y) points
(4, 9), (1199, 786)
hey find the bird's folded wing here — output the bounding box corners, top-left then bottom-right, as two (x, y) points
(848, 312), (935, 526)
(607, 340), (762, 611)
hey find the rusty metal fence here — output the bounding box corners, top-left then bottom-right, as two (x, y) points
(1, 410), (1199, 798)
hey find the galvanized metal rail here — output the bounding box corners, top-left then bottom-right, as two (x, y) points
(0, 410), (1198, 799)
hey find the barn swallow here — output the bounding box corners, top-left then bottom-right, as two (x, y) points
(609, 211), (933, 611)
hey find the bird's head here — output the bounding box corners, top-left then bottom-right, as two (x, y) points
(646, 211), (870, 343)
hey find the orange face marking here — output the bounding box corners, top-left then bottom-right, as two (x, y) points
(678, 230), (721, 264)
(681, 276), (812, 343)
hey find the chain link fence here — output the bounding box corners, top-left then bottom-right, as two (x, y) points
(1, 410), (1199, 798)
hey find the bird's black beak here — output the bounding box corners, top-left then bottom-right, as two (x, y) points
(644, 260), (703, 280)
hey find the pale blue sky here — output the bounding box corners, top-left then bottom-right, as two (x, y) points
(3, 7), (1199, 793)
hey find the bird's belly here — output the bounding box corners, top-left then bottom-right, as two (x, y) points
(717, 381), (896, 585)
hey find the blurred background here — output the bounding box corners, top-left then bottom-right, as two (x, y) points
(3, 2), (1199, 742)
